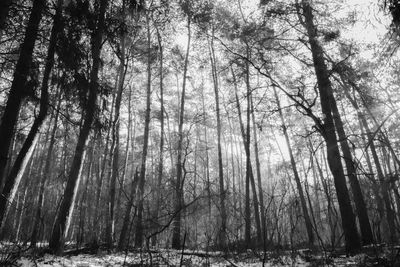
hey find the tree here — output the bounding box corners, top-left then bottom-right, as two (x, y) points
(273, 86), (314, 246)
(0, 0), (63, 230)
(208, 20), (227, 248)
(0, 0), (46, 188)
(134, 5), (153, 247)
(49, 0), (109, 253)
(299, 0), (361, 253)
(171, 14), (191, 250)
(106, 0), (128, 247)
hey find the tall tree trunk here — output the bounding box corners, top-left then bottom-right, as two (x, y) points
(300, 0), (360, 253)
(49, 0), (108, 253)
(244, 55), (262, 245)
(201, 81), (211, 217)
(231, 65), (262, 245)
(341, 77), (396, 243)
(77, 144), (94, 246)
(273, 86), (314, 246)
(135, 11), (152, 247)
(31, 88), (62, 247)
(118, 88), (137, 249)
(106, 18), (126, 247)
(91, 96), (115, 244)
(208, 26), (227, 248)
(327, 84), (374, 245)
(0, 0), (45, 187)
(14, 156), (34, 242)
(250, 94), (267, 245)
(0, 0), (63, 228)
(231, 67), (251, 244)
(171, 17), (191, 250)
(152, 24), (165, 247)
(118, 169), (139, 250)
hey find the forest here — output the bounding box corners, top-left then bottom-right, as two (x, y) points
(0, 0), (400, 266)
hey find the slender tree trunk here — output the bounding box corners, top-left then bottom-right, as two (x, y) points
(300, 0), (360, 252)
(118, 169), (139, 250)
(273, 87), (314, 246)
(327, 85), (374, 245)
(0, 1), (63, 223)
(152, 25), (165, 247)
(31, 88), (62, 247)
(30, 4), (64, 246)
(14, 157), (33, 242)
(77, 145), (94, 246)
(208, 27), (227, 248)
(91, 97), (115, 244)
(250, 94), (267, 245)
(201, 82), (211, 217)
(341, 78), (396, 243)
(231, 67), (251, 244)
(0, 0), (45, 187)
(49, 0), (108, 253)
(171, 17), (191, 250)
(118, 88), (137, 249)
(134, 11), (153, 248)
(106, 21), (126, 247)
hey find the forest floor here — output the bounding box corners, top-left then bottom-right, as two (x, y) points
(2, 243), (400, 266)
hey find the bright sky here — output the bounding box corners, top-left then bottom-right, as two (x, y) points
(341, 0), (390, 44)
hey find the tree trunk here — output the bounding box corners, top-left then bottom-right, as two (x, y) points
(231, 67), (251, 244)
(0, 0), (45, 187)
(300, 0), (360, 253)
(341, 77), (396, 243)
(31, 88), (62, 247)
(171, 17), (191, 250)
(201, 80), (211, 218)
(250, 94), (267, 245)
(14, 156), (34, 242)
(273, 86), (314, 246)
(152, 25), (165, 247)
(232, 63), (262, 246)
(208, 26), (227, 248)
(49, 0), (108, 253)
(29, 2), (64, 246)
(134, 11), (152, 248)
(0, 0), (63, 226)
(106, 20), (126, 247)
(118, 169), (139, 250)
(326, 84), (374, 245)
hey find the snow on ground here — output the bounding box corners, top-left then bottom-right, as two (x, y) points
(14, 247), (394, 266)
(17, 250), (311, 266)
